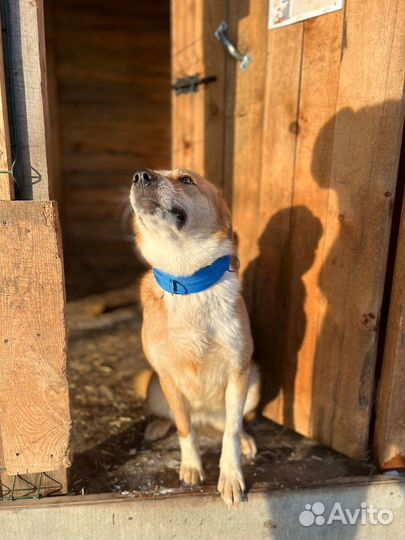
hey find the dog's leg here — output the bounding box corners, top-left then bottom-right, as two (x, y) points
(159, 375), (205, 485)
(144, 373), (173, 441)
(205, 412), (257, 462)
(243, 362), (260, 417)
(144, 419), (172, 441)
(218, 369), (249, 508)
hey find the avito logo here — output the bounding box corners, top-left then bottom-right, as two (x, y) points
(298, 501), (394, 527)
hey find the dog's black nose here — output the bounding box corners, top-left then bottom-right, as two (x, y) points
(133, 169), (156, 187)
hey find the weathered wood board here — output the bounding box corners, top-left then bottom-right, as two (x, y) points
(223, 0), (270, 307)
(5, 0), (51, 200)
(308, 0), (405, 458)
(0, 7), (14, 492)
(0, 201), (71, 475)
(374, 194), (405, 469)
(0, 10), (14, 201)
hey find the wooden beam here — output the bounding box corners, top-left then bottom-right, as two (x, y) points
(0, 201), (71, 475)
(374, 195), (405, 469)
(3, 0), (52, 200)
(0, 7), (14, 495)
(0, 9), (14, 200)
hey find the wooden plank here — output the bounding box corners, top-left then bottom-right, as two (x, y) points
(223, 0), (269, 306)
(310, 0), (405, 458)
(0, 10), (14, 200)
(247, 22), (303, 419)
(241, 0), (405, 460)
(0, 201), (71, 475)
(260, 12), (344, 432)
(5, 0), (52, 200)
(0, 8), (14, 494)
(43, 0), (63, 210)
(171, 0), (227, 187)
(374, 196), (405, 469)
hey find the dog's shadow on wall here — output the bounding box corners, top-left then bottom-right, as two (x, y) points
(243, 101), (403, 437)
(243, 207), (323, 429)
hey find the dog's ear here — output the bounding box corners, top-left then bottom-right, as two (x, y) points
(217, 190), (232, 238)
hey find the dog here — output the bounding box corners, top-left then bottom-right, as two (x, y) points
(130, 168), (260, 507)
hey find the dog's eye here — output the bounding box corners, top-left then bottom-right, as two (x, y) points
(180, 176), (194, 185)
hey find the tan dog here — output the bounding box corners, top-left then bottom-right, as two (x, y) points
(130, 168), (260, 507)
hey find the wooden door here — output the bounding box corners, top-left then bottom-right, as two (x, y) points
(171, 0), (405, 460)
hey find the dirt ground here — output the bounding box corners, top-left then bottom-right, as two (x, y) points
(66, 284), (376, 499)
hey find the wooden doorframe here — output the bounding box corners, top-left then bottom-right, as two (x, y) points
(0, 0), (70, 497)
(374, 161), (405, 469)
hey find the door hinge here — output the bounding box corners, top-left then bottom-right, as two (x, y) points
(172, 74), (217, 96)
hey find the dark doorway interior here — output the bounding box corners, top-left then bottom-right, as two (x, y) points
(45, 0), (171, 299)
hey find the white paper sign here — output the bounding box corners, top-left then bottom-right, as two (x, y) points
(269, 0), (343, 29)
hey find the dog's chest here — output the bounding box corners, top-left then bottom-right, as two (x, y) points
(161, 278), (240, 403)
(164, 277), (239, 357)
(165, 293), (233, 407)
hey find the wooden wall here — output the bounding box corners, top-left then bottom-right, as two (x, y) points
(172, 0), (405, 459)
(45, 0), (171, 298)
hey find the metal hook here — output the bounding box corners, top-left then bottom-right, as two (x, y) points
(214, 21), (252, 72)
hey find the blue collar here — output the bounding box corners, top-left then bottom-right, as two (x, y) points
(153, 255), (232, 295)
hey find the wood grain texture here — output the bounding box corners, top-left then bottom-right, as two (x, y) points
(43, 0), (63, 210)
(259, 11), (344, 434)
(171, 0), (227, 188)
(48, 0), (171, 298)
(374, 196), (405, 469)
(247, 23), (304, 422)
(0, 9), (14, 491)
(224, 0), (270, 307)
(310, 0), (405, 459)
(236, 1), (405, 459)
(7, 0), (52, 200)
(0, 10), (14, 201)
(0, 201), (71, 474)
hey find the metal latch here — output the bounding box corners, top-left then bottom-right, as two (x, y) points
(215, 21), (252, 72)
(172, 74), (217, 95)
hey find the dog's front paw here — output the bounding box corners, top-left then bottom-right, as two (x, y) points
(180, 463), (205, 485)
(217, 466), (245, 508)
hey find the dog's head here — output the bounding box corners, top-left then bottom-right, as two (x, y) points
(130, 168), (232, 274)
